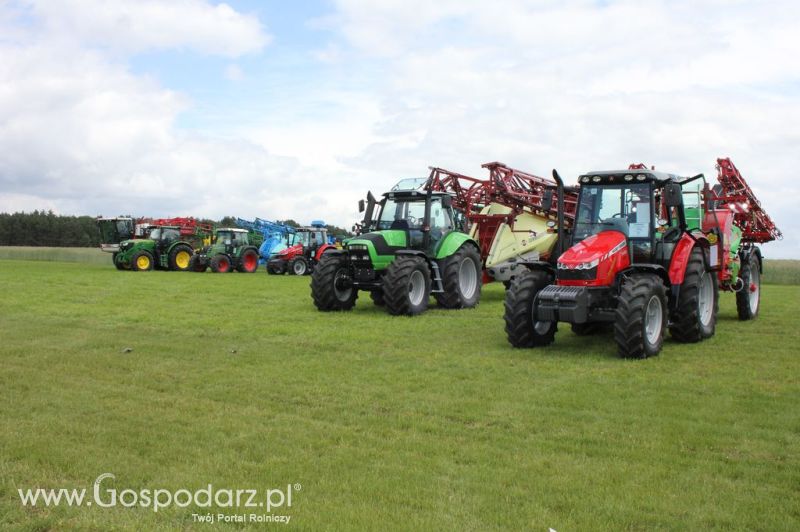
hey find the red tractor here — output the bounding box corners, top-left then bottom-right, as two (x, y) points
(266, 223), (337, 275)
(505, 162), (780, 358)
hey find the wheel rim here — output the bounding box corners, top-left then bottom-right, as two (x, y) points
(219, 258), (229, 272)
(698, 272), (714, 326)
(458, 256), (478, 299)
(534, 320), (552, 335)
(136, 255), (150, 269)
(749, 265), (760, 314)
(645, 295), (663, 345)
(175, 250), (190, 269)
(294, 261), (305, 275)
(408, 270), (425, 306)
(333, 269), (352, 301)
(244, 254), (257, 271)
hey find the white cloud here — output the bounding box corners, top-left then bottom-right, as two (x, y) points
(224, 63), (245, 81)
(19, 0), (270, 56)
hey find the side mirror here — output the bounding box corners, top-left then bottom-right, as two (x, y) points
(442, 195), (453, 209)
(358, 199), (365, 213)
(542, 189), (553, 212)
(664, 183), (683, 207)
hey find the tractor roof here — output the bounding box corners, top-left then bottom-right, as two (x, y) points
(384, 189), (449, 200)
(579, 169), (683, 185)
(390, 177), (428, 191)
(216, 227), (248, 233)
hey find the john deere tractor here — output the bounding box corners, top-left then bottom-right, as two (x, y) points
(190, 228), (260, 273)
(114, 226), (197, 272)
(311, 185), (482, 316)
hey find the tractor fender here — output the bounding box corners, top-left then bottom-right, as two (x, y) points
(741, 246), (763, 273)
(668, 234), (710, 285)
(616, 264), (670, 290)
(394, 250), (426, 258)
(434, 233), (479, 260)
(315, 243), (337, 261)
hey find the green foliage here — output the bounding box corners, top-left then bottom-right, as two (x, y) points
(0, 211), (100, 247)
(0, 261), (798, 530)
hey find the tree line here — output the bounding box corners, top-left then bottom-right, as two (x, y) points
(0, 211), (353, 247)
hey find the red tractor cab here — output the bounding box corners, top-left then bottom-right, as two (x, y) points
(266, 223), (336, 275)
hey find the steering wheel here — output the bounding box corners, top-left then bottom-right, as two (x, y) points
(407, 215), (418, 227)
(611, 212), (625, 218)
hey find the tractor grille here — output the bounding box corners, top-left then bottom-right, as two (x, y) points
(557, 266), (597, 281)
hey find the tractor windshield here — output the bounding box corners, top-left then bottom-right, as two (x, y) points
(377, 197), (452, 231)
(574, 183), (653, 242)
(215, 231), (234, 244)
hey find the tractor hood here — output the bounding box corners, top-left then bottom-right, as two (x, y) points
(277, 244), (302, 257)
(346, 230), (408, 270)
(557, 230), (629, 286)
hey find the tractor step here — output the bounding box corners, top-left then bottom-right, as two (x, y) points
(430, 261), (444, 293)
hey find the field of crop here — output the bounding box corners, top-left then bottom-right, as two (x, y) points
(1, 259), (799, 530)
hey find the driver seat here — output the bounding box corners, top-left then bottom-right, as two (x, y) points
(390, 220), (410, 230)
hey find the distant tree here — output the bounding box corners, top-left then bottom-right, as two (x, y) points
(218, 215), (237, 227)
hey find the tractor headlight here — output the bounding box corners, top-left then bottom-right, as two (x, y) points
(592, 175), (601, 182)
(624, 174), (633, 181)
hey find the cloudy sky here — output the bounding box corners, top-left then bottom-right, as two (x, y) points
(0, 0), (797, 257)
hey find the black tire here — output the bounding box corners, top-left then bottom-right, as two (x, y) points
(266, 263), (282, 275)
(383, 256), (431, 316)
(237, 248), (259, 273)
(168, 244), (193, 271)
(311, 255), (358, 311)
(669, 247), (718, 342)
(370, 290), (385, 306)
(736, 252), (760, 320)
(210, 254), (232, 273)
(289, 257), (308, 276)
(614, 274), (667, 358)
(434, 245), (482, 309)
(112, 252), (125, 270)
(503, 269), (557, 347)
(130, 250), (154, 271)
(571, 323), (607, 336)
(189, 255), (207, 272)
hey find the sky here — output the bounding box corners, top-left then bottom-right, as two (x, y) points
(0, 0), (798, 258)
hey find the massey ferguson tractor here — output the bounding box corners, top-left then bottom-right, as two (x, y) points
(266, 222), (336, 275)
(310, 183), (482, 316)
(189, 227), (261, 273)
(114, 218), (212, 271)
(504, 159), (780, 358)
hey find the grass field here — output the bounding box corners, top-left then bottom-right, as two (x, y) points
(1, 260), (799, 530)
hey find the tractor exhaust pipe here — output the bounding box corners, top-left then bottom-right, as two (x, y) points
(552, 169), (566, 260)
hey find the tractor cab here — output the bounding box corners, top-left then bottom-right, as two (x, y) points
(96, 217), (135, 253)
(374, 190), (457, 255)
(213, 228), (250, 249)
(148, 226), (182, 250)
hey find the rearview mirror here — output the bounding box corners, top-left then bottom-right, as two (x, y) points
(358, 199), (365, 213)
(441, 195), (453, 209)
(664, 183), (683, 207)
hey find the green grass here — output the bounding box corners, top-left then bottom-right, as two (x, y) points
(0, 246), (109, 265)
(1, 261), (799, 531)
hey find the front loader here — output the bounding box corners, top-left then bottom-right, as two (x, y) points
(311, 184), (482, 316)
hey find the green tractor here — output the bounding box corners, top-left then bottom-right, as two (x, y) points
(114, 226), (198, 272)
(311, 186), (482, 315)
(190, 228), (261, 273)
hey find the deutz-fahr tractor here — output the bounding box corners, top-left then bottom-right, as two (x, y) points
(311, 185), (482, 316)
(190, 228), (261, 273)
(115, 225), (200, 272)
(504, 163), (780, 358)
(266, 222), (336, 275)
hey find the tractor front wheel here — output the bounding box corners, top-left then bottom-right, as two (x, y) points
(169, 245), (193, 271)
(189, 255), (207, 272)
(131, 250), (154, 272)
(736, 253), (760, 320)
(503, 269), (556, 347)
(614, 273), (667, 358)
(237, 249), (259, 273)
(435, 245), (481, 309)
(669, 247), (718, 342)
(112, 252), (126, 270)
(289, 257), (308, 276)
(210, 255), (232, 273)
(311, 255), (358, 311)
(383, 256), (431, 316)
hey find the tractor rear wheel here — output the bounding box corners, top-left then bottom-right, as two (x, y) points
(383, 256), (431, 316)
(189, 255), (207, 272)
(169, 245), (193, 271)
(289, 257), (308, 276)
(311, 255), (358, 311)
(237, 249), (259, 273)
(503, 269), (556, 347)
(131, 250), (154, 271)
(210, 254), (232, 273)
(669, 247), (718, 342)
(614, 273), (667, 358)
(736, 253), (760, 320)
(435, 245), (481, 309)
(370, 290), (385, 306)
